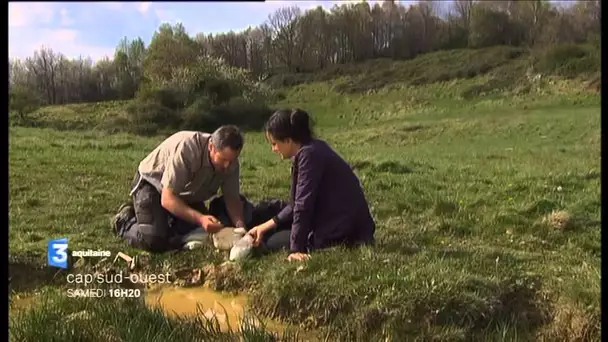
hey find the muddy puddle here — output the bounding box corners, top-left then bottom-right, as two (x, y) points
(145, 286), (249, 329)
(11, 288), (319, 341)
(145, 286), (319, 340)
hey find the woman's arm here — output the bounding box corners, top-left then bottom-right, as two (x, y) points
(273, 203), (293, 225)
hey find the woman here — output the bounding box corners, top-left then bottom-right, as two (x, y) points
(248, 108), (376, 261)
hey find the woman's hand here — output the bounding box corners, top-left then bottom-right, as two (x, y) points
(247, 219), (278, 247)
(287, 252), (311, 262)
(247, 226), (267, 247)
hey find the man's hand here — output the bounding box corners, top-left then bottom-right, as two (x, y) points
(200, 215), (224, 233)
(287, 253), (311, 262)
(247, 226), (266, 247)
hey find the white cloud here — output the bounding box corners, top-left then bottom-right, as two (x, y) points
(46, 28), (78, 42)
(9, 28), (114, 62)
(136, 2), (152, 14)
(59, 8), (74, 26)
(154, 8), (181, 25)
(9, 2), (55, 28)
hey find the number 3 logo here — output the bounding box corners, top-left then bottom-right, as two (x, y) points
(53, 243), (68, 262)
(48, 238), (69, 269)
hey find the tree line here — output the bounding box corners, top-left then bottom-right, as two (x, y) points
(9, 0), (600, 108)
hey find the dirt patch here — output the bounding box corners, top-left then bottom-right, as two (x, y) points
(542, 210), (573, 231)
(9, 254), (64, 293)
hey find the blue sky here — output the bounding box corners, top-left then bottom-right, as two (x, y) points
(9, 1), (420, 62)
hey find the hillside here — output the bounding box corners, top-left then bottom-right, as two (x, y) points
(9, 45), (601, 341)
(13, 45), (600, 134)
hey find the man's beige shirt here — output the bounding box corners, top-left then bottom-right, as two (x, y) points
(136, 131), (240, 204)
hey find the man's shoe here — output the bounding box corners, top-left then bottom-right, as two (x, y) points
(183, 241), (204, 250)
(112, 202), (135, 235)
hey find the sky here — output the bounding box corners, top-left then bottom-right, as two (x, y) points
(9, 1), (420, 62)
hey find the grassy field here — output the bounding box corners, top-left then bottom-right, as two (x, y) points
(9, 50), (600, 341)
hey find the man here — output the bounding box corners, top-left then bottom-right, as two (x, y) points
(112, 125), (252, 253)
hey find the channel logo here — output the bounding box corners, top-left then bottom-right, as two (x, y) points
(47, 238), (112, 269)
(48, 238), (69, 269)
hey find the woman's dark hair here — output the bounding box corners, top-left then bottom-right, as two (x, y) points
(264, 108), (314, 143)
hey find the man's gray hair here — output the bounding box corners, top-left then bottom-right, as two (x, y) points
(210, 125), (244, 151)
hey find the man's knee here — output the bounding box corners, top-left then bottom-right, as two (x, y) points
(133, 186), (162, 223)
(125, 224), (175, 253)
(208, 194), (254, 226)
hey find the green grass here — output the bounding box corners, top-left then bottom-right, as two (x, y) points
(9, 51), (600, 341)
(13, 100), (131, 131)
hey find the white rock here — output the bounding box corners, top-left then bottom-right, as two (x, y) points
(212, 227), (246, 251)
(229, 235), (254, 261)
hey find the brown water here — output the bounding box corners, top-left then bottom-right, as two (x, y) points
(145, 286), (318, 340)
(145, 286), (249, 330)
(11, 287), (319, 340)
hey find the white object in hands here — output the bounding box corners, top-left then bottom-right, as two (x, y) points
(212, 227), (246, 251)
(233, 227), (247, 235)
(229, 234), (254, 261)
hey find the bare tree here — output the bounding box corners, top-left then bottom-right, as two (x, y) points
(268, 6), (302, 71)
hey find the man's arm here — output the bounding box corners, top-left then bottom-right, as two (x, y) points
(290, 150), (323, 253)
(159, 139), (220, 232)
(161, 186), (205, 225)
(225, 197), (245, 228)
(222, 161), (246, 228)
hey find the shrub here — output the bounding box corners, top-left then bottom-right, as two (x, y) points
(9, 86), (42, 124)
(180, 96), (214, 131)
(127, 55), (275, 135)
(125, 100), (182, 135)
(181, 97), (273, 133)
(215, 97), (273, 130)
(536, 44), (599, 78)
(135, 87), (187, 111)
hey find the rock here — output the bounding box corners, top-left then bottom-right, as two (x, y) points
(203, 264), (216, 277)
(191, 268), (203, 285)
(173, 268), (204, 287)
(213, 261), (239, 276)
(212, 227), (246, 251)
(203, 262), (241, 290)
